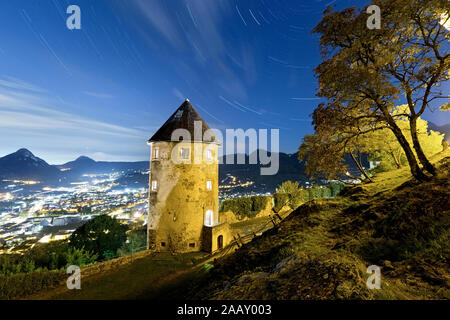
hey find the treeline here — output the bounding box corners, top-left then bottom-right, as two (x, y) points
(220, 181), (345, 217)
(273, 181), (345, 212)
(220, 196), (272, 219)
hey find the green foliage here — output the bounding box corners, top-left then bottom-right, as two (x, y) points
(220, 196), (271, 219)
(276, 181), (308, 209)
(117, 227), (148, 257)
(251, 196), (270, 213)
(69, 214), (128, 260)
(102, 250), (116, 260)
(65, 247), (98, 267)
(274, 181), (344, 211)
(273, 193), (290, 212)
(327, 183), (345, 197)
(0, 241), (98, 277)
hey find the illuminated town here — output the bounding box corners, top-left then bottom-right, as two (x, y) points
(0, 171), (148, 253)
(0, 168), (272, 254)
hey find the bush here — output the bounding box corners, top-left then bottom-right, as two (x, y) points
(69, 215), (128, 260)
(220, 196), (271, 219)
(273, 193), (290, 212)
(251, 196), (271, 212)
(65, 247), (98, 267)
(327, 183), (345, 197)
(117, 227), (148, 257)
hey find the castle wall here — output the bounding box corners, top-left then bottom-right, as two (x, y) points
(201, 223), (233, 253)
(147, 141), (219, 252)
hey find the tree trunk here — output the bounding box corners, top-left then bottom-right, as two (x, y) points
(380, 106), (429, 181)
(409, 117), (436, 175)
(390, 151), (401, 168)
(350, 152), (373, 182)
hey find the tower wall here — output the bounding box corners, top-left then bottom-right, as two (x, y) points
(147, 141), (219, 252)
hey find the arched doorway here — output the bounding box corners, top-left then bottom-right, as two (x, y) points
(217, 235), (223, 250)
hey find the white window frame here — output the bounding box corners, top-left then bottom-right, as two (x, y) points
(180, 147), (190, 160)
(152, 147), (159, 160)
(205, 149), (213, 160)
(206, 180), (212, 190)
(151, 180), (158, 192)
(205, 210), (214, 227)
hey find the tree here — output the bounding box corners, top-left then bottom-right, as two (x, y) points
(69, 215), (128, 260)
(276, 180), (307, 208)
(298, 132), (372, 182)
(359, 106), (444, 169)
(312, 0), (449, 181)
(117, 227), (147, 257)
(299, 104), (444, 179)
(298, 134), (355, 182)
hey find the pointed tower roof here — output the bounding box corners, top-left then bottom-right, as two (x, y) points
(148, 99), (219, 144)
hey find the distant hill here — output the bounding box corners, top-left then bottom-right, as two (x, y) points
(219, 152), (308, 193)
(56, 156), (148, 181)
(219, 151), (368, 193)
(428, 122), (450, 142)
(0, 149), (62, 183)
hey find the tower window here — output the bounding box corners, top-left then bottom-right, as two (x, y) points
(180, 148), (190, 160)
(152, 147), (159, 159)
(189, 242), (195, 248)
(205, 210), (214, 227)
(161, 242), (166, 247)
(205, 149), (213, 160)
(206, 180), (212, 190)
(151, 180), (158, 192)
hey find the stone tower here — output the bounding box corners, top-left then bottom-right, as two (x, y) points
(147, 99), (226, 253)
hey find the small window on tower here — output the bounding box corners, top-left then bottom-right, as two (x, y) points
(189, 242), (195, 248)
(152, 147), (159, 159)
(161, 242), (166, 247)
(180, 147), (190, 160)
(206, 180), (212, 190)
(151, 180), (158, 192)
(206, 149), (213, 160)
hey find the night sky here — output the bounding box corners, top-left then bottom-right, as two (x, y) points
(0, 0), (448, 164)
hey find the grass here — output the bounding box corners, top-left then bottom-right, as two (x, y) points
(26, 251), (209, 300)
(175, 151), (450, 300)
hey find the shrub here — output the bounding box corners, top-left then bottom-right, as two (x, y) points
(117, 227), (148, 257)
(69, 215), (128, 260)
(273, 193), (290, 212)
(251, 196), (271, 212)
(220, 196), (271, 219)
(65, 247), (98, 267)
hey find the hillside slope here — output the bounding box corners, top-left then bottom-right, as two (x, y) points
(179, 151), (450, 300)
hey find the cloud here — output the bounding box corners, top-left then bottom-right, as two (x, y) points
(83, 91), (115, 99)
(0, 76), (149, 162)
(0, 76), (46, 93)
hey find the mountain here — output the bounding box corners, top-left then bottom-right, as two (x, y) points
(56, 156), (148, 179)
(428, 122), (450, 142)
(0, 149), (62, 183)
(219, 151), (368, 193)
(219, 152), (307, 193)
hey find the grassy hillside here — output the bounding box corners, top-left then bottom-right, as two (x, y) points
(172, 150), (450, 300)
(23, 150), (449, 300)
